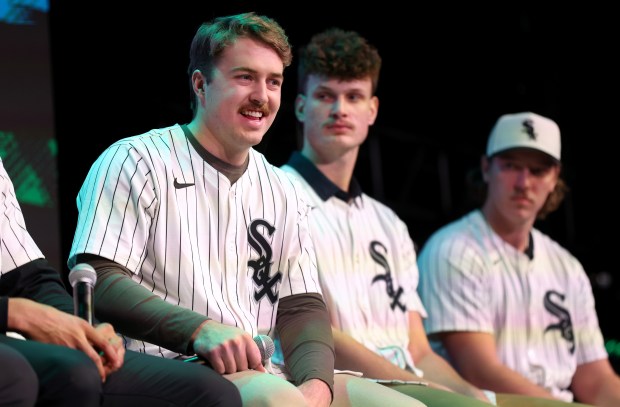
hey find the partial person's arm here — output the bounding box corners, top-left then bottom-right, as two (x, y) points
(87, 255), (271, 374)
(0, 154), (125, 380)
(332, 325), (462, 395)
(7, 259), (76, 315)
(408, 312), (490, 402)
(6, 296), (124, 381)
(0, 296), (8, 333)
(571, 359), (620, 407)
(88, 254), (264, 373)
(332, 327), (430, 383)
(2, 260), (126, 379)
(277, 293), (334, 406)
(190, 319), (264, 374)
(441, 331), (557, 399)
(83, 255), (209, 355)
(569, 258), (620, 406)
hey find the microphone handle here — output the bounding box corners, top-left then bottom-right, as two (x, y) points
(73, 283), (94, 325)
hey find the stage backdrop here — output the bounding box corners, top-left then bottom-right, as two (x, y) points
(0, 0), (61, 271)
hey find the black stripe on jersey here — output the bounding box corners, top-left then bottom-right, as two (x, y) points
(231, 172), (256, 332)
(135, 133), (167, 291)
(77, 143), (121, 255)
(170, 129), (197, 308)
(253, 156), (278, 332)
(209, 160), (232, 324)
(195, 160), (220, 320)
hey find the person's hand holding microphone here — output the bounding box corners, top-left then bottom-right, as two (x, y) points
(189, 320), (275, 374)
(68, 263), (124, 380)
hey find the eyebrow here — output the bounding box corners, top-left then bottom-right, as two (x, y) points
(313, 84), (368, 94)
(230, 66), (284, 80)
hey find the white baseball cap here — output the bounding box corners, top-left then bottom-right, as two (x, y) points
(486, 112), (561, 161)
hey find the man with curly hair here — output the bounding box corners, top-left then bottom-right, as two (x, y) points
(281, 27), (496, 406)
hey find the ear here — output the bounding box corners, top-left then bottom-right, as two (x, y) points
(481, 155), (490, 182)
(191, 69), (206, 97)
(368, 95), (379, 125)
(549, 164), (562, 190)
(294, 94), (306, 122)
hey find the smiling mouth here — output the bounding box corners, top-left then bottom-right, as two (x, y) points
(241, 108), (268, 120)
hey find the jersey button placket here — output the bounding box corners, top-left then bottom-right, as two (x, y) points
(347, 206), (360, 265)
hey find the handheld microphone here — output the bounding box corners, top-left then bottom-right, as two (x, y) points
(68, 263), (97, 324)
(253, 334), (275, 364)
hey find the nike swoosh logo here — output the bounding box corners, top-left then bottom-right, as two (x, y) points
(174, 178), (195, 189)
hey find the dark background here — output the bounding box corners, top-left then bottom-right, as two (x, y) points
(48, 1), (619, 361)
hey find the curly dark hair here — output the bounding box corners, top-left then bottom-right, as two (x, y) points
(187, 12), (292, 115)
(297, 28), (381, 95)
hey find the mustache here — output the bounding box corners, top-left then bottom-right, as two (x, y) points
(511, 192), (532, 201)
(241, 104), (270, 117)
(325, 119), (353, 129)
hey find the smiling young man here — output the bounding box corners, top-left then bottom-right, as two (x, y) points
(418, 112), (620, 406)
(67, 12), (416, 407)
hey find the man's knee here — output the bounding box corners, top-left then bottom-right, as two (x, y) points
(40, 349), (102, 405)
(181, 366), (243, 407)
(333, 374), (427, 407)
(0, 350), (38, 406)
(225, 370), (306, 407)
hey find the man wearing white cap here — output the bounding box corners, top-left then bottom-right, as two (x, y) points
(417, 112), (620, 406)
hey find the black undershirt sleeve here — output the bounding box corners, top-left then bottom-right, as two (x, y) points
(0, 259), (75, 314)
(0, 258), (79, 330)
(0, 296), (7, 333)
(277, 292), (335, 399)
(77, 254), (209, 355)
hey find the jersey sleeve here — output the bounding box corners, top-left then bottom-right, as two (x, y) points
(68, 141), (156, 271)
(417, 229), (494, 335)
(571, 260), (608, 365)
(393, 216), (427, 317)
(0, 158), (44, 273)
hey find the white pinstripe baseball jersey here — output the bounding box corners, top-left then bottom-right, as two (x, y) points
(417, 209), (608, 402)
(68, 124), (322, 358)
(282, 153), (427, 375)
(0, 159), (44, 275)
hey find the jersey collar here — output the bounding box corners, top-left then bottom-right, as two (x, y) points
(286, 151), (362, 202)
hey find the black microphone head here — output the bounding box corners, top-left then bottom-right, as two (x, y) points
(68, 263), (97, 288)
(253, 334), (275, 361)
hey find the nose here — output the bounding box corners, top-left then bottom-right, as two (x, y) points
(514, 167), (531, 187)
(250, 83), (268, 106)
(330, 96), (347, 117)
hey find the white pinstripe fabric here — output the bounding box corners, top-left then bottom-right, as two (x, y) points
(69, 124), (322, 358)
(282, 164), (426, 374)
(417, 210), (608, 402)
(0, 158), (44, 275)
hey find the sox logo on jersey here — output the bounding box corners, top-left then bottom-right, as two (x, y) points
(248, 219), (282, 303)
(370, 240), (406, 312)
(544, 290), (575, 354)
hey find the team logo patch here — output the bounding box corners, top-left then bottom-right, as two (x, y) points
(522, 119), (537, 140)
(248, 219), (282, 304)
(369, 241), (406, 312)
(543, 290), (575, 354)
